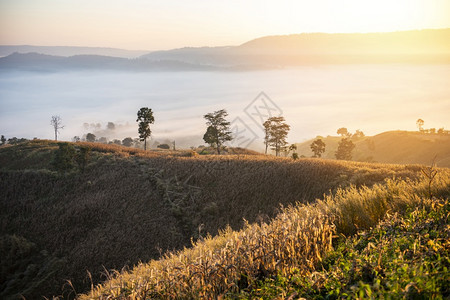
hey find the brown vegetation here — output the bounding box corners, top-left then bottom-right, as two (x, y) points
(80, 168), (450, 299)
(0, 140), (435, 298)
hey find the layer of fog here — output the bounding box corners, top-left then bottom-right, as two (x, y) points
(1, 65), (449, 151)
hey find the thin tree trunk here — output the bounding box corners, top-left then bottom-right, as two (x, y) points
(55, 128), (57, 141)
(144, 139), (147, 150)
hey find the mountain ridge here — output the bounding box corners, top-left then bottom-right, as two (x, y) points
(2, 29), (449, 71)
(0, 45), (149, 58)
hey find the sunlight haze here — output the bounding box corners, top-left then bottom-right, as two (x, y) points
(1, 0), (449, 49)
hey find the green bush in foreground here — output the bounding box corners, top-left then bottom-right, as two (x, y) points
(241, 198), (449, 299)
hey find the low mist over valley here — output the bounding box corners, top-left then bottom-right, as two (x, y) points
(1, 2), (450, 299)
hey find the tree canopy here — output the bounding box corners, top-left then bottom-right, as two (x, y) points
(310, 138), (326, 158)
(416, 119), (424, 132)
(86, 133), (96, 142)
(136, 107), (155, 150)
(335, 138), (355, 160)
(263, 116), (290, 156)
(203, 109), (232, 154)
(337, 127), (350, 137)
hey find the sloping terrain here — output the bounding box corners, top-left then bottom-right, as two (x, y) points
(141, 29), (450, 66)
(0, 140), (428, 298)
(295, 131), (450, 167)
(81, 165), (450, 299)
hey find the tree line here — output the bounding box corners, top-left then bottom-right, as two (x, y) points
(10, 110), (437, 163)
(416, 119), (449, 135)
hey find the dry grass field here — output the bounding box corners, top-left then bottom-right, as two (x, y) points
(0, 140), (447, 299)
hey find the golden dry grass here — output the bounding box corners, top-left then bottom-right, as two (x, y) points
(0, 140), (443, 299)
(80, 169), (450, 299)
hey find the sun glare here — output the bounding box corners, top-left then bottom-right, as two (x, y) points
(266, 0), (428, 35)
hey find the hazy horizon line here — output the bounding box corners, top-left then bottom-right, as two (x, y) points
(2, 27), (449, 52)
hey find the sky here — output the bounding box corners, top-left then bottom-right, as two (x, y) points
(1, 0), (450, 50)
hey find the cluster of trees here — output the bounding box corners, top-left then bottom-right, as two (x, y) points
(416, 119), (449, 135)
(73, 134), (138, 147)
(2, 109), (368, 164)
(1, 135), (30, 145)
(308, 128), (363, 160)
(263, 117), (291, 156)
(200, 109), (296, 158)
(335, 127), (356, 160)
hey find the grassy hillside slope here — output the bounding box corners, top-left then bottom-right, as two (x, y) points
(81, 167), (450, 299)
(0, 140), (432, 298)
(295, 131), (450, 167)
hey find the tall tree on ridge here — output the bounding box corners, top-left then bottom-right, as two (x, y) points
(50, 115), (64, 141)
(263, 116), (290, 156)
(203, 109), (232, 154)
(310, 138), (326, 158)
(136, 107), (155, 150)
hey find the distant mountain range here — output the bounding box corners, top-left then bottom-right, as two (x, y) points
(0, 52), (218, 72)
(1, 29), (449, 71)
(0, 45), (148, 58)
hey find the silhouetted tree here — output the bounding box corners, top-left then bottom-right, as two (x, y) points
(86, 133), (96, 142)
(136, 107), (154, 150)
(263, 116), (290, 156)
(352, 130), (365, 139)
(416, 119), (424, 132)
(157, 143), (170, 149)
(203, 109), (232, 154)
(72, 136), (80, 142)
(7, 137), (27, 145)
(287, 144), (298, 160)
(122, 137), (133, 147)
(98, 137), (107, 143)
(107, 122), (115, 130)
(310, 138), (326, 158)
(112, 139), (121, 145)
(50, 115), (64, 141)
(7, 137), (17, 145)
(287, 144), (297, 156)
(337, 127), (350, 137)
(335, 138), (355, 160)
(0, 135), (5, 145)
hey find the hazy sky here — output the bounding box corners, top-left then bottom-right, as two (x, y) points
(1, 0), (450, 50)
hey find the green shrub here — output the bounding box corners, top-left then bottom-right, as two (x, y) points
(52, 143), (75, 172)
(75, 146), (91, 173)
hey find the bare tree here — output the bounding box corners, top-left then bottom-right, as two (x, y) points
(50, 115), (64, 141)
